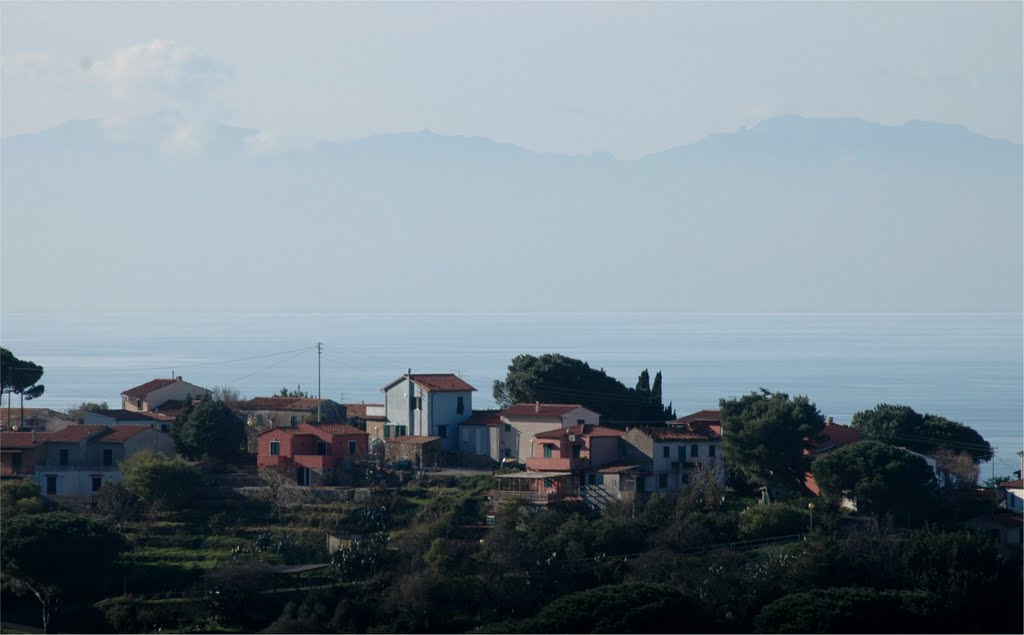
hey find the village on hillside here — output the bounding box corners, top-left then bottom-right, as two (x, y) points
(1, 352), (1022, 634)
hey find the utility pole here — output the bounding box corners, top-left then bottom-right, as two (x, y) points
(317, 342), (322, 422)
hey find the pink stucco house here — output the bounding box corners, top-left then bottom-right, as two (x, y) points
(257, 422), (368, 486)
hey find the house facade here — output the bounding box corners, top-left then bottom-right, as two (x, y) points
(499, 403), (601, 463)
(122, 377), (211, 412)
(257, 422), (368, 486)
(31, 425), (175, 497)
(622, 422), (725, 492)
(459, 410), (502, 462)
(233, 397), (346, 451)
(0, 408), (75, 432)
(0, 431), (50, 476)
(381, 373), (475, 451)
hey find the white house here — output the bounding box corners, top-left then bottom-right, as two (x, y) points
(34, 424), (175, 498)
(622, 423), (725, 492)
(381, 372), (475, 451)
(122, 377), (211, 412)
(498, 403), (601, 463)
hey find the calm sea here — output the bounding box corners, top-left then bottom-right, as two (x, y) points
(1, 312), (1021, 477)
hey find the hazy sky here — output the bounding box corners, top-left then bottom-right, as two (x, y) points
(2, 1), (1021, 158)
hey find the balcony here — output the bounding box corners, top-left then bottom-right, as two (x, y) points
(36, 464), (119, 472)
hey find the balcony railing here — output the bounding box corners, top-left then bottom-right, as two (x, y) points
(491, 490), (558, 503)
(36, 464), (119, 472)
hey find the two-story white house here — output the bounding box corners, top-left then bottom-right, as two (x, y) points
(498, 403), (601, 464)
(121, 377), (211, 412)
(381, 372), (475, 451)
(622, 423), (724, 492)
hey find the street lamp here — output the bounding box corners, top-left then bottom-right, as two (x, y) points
(808, 502), (815, 532)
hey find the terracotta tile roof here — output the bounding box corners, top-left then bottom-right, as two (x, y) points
(463, 409), (502, 427)
(998, 479), (1024, 488)
(502, 403), (585, 418)
(596, 461), (648, 474)
(635, 424), (721, 442)
(0, 431), (51, 449)
(806, 422), (862, 456)
(235, 397), (335, 412)
(387, 435), (442, 444)
(342, 403), (384, 418)
(47, 425), (109, 443)
(100, 426), (151, 443)
(381, 374), (476, 393)
(123, 378), (179, 398)
(671, 409), (721, 426)
(308, 423), (367, 437)
(534, 424), (625, 440)
(88, 409), (170, 422)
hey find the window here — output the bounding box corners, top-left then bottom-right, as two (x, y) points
(348, 440), (357, 455)
(572, 445), (581, 459)
(413, 397), (422, 410)
(437, 425), (447, 439)
(678, 445), (685, 461)
(577, 419), (585, 425)
(543, 478), (553, 488)
(316, 441), (328, 456)
(398, 426), (407, 437)
(709, 445), (716, 458)
(103, 448), (113, 466)
(269, 440), (281, 456)
(59, 448), (69, 466)
(504, 448), (512, 458)
(136, 399), (142, 409)
(690, 444), (699, 458)
(92, 476), (102, 493)
(658, 474), (668, 489)
(290, 416), (298, 425)
(662, 446), (670, 458)
(504, 423), (511, 433)
(543, 445), (553, 459)
(456, 396), (464, 415)
(46, 475), (57, 495)
(11, 454), (21, 471)
(160, 424), (169, 432)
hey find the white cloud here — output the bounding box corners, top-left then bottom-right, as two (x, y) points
(87, 39), (231, 99)
(1, 53), (56, 79)
(242, 128), (313, 154)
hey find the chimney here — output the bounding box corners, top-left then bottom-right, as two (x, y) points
(826, 416), (834, 426)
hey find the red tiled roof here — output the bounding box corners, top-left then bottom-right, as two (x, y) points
(381, 374), (476, 393)
(635, 424), (720, 442)
(502, 403), (585, 418)
(0, 431), (51, 449)
(89, 409), (171, 422)
(309, 423), (367, 437)
(597, 462), (648, 474)
(47, 425), (109, 443)
(534, 424), (625, 440)
(999, 479), (1024, 488)
(463, 409), (502, 427)
(235, 397), (333, 412)
(806, 422), (862, 456)
(387, 435), (442, 444)
(672, 409), (721, 426)
(100, 426), (150, 442)
(343, 403), (384, 418)
(123, 378), (178, 398)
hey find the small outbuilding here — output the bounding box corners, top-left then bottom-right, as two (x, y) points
(385, 435), (443, 469)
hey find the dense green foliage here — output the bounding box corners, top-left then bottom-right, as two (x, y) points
(0, 347), (45, 410)
(850, 404), (992, 462)
(120, 450), (202, 509)
(492, 354), (674, 422)
(811, 441), (937, 518)
(1, 512), (124, 632)
(738, 503), (808, 539)
(0, 479), (48, 517)
(66, 401), (110, 422)
(172, 394), (246, 461)
(754, 587), (945, 633)
(720, 389), (825, 489)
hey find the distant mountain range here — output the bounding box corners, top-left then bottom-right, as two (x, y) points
(2, 113), (1021, 313)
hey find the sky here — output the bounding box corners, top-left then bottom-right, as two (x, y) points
(2, 1), (1021, 159)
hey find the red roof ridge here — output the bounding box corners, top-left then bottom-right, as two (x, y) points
(123, 378), (179, 397)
